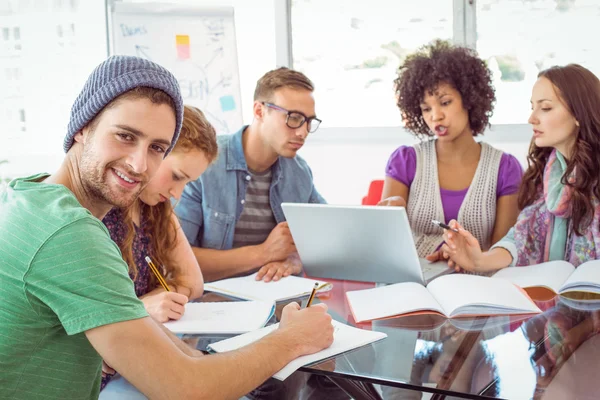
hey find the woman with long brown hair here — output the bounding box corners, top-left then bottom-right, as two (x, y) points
(440, 64), (600, 272)
(99, 105), (217, 388)
(103, 106), (217, 322)
(102, 104), (217, 318)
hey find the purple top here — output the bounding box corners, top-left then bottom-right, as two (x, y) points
(385, 145), (523, 223)
(101, 207), (152, 389)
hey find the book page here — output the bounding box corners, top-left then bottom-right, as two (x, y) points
(346, 282), (445, 323)
(492, 260), (575, 296)
(427, 274), (541, 317)
(162, 301), (275, 334)
(560, 259), (600, 295)
(208, 320), (387, 380)
(204, 273), (333, 302)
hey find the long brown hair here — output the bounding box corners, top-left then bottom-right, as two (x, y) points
(518, 64), (600, 235)
(121, 105), (218, 285)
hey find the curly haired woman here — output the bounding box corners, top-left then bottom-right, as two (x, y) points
(442, 64), (600, 272)
(379, 40), (523, 260)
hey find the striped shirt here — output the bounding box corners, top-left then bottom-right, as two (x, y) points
(0, 174), (148, 399)
(232, 168), (277, 248)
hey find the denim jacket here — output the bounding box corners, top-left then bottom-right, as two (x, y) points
(175, 126), (326, 249)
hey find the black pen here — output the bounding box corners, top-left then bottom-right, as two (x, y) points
(431, 219), (459, 233)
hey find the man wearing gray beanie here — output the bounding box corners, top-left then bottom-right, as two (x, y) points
(0, 55), (335, 400)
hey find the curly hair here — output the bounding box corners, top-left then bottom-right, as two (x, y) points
(518, 64), (600, 236)
(394, 40), (496, 138)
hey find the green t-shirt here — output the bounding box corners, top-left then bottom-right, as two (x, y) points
(0, 174), (148, 399)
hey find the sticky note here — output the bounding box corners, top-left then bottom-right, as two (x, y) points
(176, 35), (190, 60)
(220, 95), (236, 112)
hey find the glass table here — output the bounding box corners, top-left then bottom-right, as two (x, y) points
(192, 278), (600, 400)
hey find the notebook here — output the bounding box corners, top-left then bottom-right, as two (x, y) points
(204, 273), (333, 302)
(492, 260), (600, 301)
(162, 301), (275, 334)
(207, 320), (387, 380)
(346, 274), (541, 323)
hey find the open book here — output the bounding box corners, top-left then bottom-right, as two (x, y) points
(492, 260), (600, 301)
(162, 301), (275, 334)
(208, 320), (386, 380)
(346, 274), (541, 323)
(204, 273), (333, 302)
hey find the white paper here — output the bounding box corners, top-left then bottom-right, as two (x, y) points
(427, 274), (541, 317)
(346, 282), (445, 322)
(208, 320), (387, 380)
(560, 259), (600, 294)
(163, 301), (274, 334)
(204, 273), (333, 302)
(492, 261), (575, 294)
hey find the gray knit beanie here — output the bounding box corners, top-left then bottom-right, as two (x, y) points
(64, 55), (183, 155)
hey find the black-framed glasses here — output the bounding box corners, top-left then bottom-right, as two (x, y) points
(262, 102), (322, 133)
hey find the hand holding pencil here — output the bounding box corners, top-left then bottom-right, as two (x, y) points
(278, 301), (334, 357)
(305, 282), (319, 308)
(145, 256), (170, 292)
(141, 256), (188, 323)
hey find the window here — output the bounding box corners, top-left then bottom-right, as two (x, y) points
(0, 0), (107, 178)
(476, 0), (600, 124)
(0, 0), (278, 180)
(291, 0), (454, 128)
(287, 1), (553, 203)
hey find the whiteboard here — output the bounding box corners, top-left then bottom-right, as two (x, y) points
(109, 2), (243, 134)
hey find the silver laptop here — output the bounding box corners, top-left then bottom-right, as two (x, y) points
(281, 203), (451, 284)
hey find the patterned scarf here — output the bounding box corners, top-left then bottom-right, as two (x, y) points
(513, 149), (600, 267)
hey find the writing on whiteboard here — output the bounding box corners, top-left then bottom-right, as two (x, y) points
(111, 5), (243, 135)
(120, 24), (147, 37)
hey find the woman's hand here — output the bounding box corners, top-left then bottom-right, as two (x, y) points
(441, 220), (483, 272)
(141, 289), (189, 323)
(425, 249), (449, 263)
(377, 196), (407, 207)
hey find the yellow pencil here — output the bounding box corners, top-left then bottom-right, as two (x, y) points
(305, 282), (319, 308)
(145, 256), (170, 292)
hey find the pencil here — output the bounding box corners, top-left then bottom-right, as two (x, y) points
(305, 282), (319, 308)
(145, 256), (170, 292)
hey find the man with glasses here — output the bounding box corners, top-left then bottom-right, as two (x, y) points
(175, 66), (344, 400)
(175, 67), (324, 284)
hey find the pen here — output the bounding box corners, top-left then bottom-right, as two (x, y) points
(305, 282), (319, 308)
(145, 256), (171, 292)
(431, 219), (459, 233)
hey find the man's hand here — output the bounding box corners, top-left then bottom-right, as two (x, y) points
(256, 254), (302, 282)
(258, 222), (297, 264)
(141, 290), (189, 323)
(277, 302), (334, 357)
(377, 196), (407, 207)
